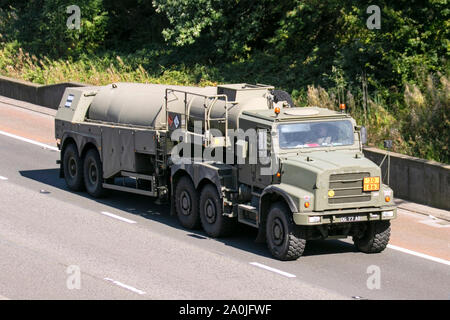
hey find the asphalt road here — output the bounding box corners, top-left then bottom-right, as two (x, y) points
(0, 99), (449, 300)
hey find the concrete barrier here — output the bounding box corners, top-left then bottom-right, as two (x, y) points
(363, 147), (450, 210)
(0, 75), (448, 210)
(0, 75), (85, 109)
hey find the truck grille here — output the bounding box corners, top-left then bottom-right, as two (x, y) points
(328, 172), (371, 204)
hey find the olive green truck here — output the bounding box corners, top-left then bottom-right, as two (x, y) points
(55, 83), (396, 260)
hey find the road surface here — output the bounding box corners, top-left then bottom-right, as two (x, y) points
(0, 97), (448, 299)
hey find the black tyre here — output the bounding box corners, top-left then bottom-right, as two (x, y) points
(266, 202), (306, 261)
(273, 89), (294, 107)
(199, 184), (233, 237)
(83, 148), (106, 198)
(175, 176), (201, 229)
(63, 143), (84, 191)
(353, 221), (391, 253)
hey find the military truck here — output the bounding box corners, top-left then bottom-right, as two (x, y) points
(55, 82), (396, 260)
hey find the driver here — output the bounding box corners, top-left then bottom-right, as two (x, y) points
(314, 123), (333, 145)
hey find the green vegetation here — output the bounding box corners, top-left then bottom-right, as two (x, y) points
(0, 0), (448, 162)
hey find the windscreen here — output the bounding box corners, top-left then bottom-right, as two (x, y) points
(278, 120), (354, 149)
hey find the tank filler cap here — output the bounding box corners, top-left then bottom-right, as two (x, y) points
(83, 91), (98, 97)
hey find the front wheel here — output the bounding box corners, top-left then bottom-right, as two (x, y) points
(266, 202), (306, 261)
(353, 221), (391, 253)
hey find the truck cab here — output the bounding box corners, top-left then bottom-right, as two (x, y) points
(234, 106), (396, 260)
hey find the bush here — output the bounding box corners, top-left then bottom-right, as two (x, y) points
(0, 0), (108, 57)
(0, 1), (448, 162)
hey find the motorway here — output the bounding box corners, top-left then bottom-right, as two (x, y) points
(0, 97), (449, 300)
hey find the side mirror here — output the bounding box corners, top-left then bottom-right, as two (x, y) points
(360, 126), (367, 145)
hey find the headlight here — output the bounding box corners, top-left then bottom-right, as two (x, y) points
(308, 216), (321, 223)
(382, 211), (394, 218)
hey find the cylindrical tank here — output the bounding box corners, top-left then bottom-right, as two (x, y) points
(88, 82), (271, 131)
(88, 83), (216, 128)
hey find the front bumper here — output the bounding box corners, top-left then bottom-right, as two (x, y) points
(293, 206), (397, 225)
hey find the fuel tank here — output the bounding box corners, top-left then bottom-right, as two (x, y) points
(87, 82), (272, 130)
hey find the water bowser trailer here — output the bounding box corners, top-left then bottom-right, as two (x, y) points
(55, 82), (396, 260)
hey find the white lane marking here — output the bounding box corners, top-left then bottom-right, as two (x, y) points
(387, 244), (450, 266)
(250, 262), (296, 278)
(0, 176), (8, 180)
(104, 278), (146, 295)
(418, 219), (450, 228)
(100, 211), (137, 224)
(0, 129), (59, 152)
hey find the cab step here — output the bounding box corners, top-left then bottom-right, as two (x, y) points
(238, 204), (259, 228)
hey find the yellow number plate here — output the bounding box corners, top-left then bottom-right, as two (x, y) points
(363, 177), (380, 191)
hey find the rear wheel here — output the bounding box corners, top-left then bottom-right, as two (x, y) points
(199, 184), (233, 237)
(83, 148), (106, 198)
(353, 221), (391, 253)
(63, 143), (84, 191)
(266, 202), (306, 260)
(175, 176), (201, 229)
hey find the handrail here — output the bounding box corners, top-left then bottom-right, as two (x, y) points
(164, 88), (234, 146)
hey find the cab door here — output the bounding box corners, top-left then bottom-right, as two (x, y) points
(253, 127), (274, 188)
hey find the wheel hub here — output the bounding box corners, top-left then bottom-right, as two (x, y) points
(204, 199), (216, 224)
(68, 157), (77, 178)
(180, 191), (191, 216)
(272, 218), (285, 246)
(88, 161), (98, 185)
